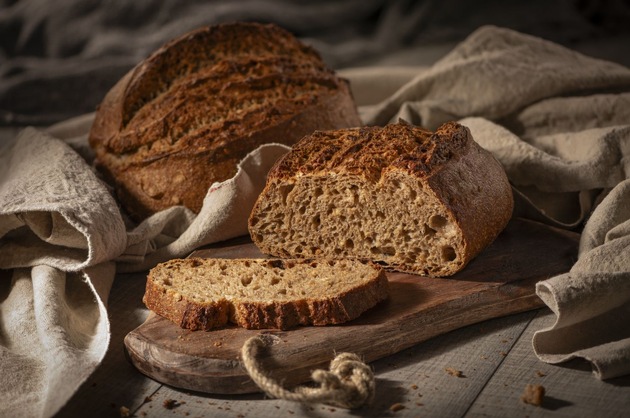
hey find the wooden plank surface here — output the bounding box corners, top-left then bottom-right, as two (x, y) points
(133, 310), (540, 418)
(123, 218), (579, 395)
(468, 309), (630, 417)
(54, 240), (630, 418)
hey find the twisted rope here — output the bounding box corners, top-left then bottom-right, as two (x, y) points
(241, 335), (375, 409)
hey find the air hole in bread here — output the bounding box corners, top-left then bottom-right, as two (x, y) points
(267, 259), (284, 269)
(370, 246), (396, 256)
(345, 239), (354, 249)
(241, 276), (253, 286)
(312, 214), (321, 227)
(279, 184), (294, 204)
(382, 246), (396, 256)
(270, 277), (280, 285)
(442, 246), (456, 262)
(314, 187), (323, 198)
(424, 224), (437, 237)
(429, 214), (448, 229)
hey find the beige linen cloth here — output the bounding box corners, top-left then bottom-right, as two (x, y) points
(1, 25), (629, 417)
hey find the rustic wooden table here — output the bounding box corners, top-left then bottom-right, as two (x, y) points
(3, 127), (629, 417)
(54, 270), (630, 418)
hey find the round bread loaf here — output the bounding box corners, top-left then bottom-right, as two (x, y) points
(248, 121), (514, 277)
(88, 22), (362, 221)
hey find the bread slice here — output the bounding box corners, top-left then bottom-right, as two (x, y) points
(143, 257), (389, 330)
(248, 121), (513, 277)
(88, 22), (362, 221)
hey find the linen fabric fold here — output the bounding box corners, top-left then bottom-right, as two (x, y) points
(0, 124), (289, 417)
(355, 25), (630, 380)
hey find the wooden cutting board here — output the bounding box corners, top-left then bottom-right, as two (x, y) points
(124, 218), (578, 394)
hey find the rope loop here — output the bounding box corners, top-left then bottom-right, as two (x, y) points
(241, 335), (375, 409)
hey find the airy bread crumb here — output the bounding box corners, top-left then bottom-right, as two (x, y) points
(144, 258), (389, 330)
(249, 121), (513, 277)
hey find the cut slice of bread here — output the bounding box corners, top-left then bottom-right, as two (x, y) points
(248, 121), (513, 277)
(143, 257), (389, 330)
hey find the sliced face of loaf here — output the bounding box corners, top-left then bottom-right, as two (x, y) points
(143, 258), (389, 330)
(88, 22), (362, 221)
(248, 121), (514, 277)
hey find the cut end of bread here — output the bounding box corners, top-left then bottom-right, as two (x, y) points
(144, 258), (389, 331)
(249, 121), (513, 276)
(250, 171), (464, 276)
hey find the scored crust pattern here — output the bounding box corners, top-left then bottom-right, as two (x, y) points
(89, 22), (362, 220)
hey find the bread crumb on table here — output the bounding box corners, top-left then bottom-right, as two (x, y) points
(163, 399), (179, 409)
(119, 406), (130, 417)
(389, 402), (405, 412)
(445, 367), (464, 377)
(520, 384), (545, 406)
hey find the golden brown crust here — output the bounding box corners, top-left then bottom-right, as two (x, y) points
(89, 22), (362, 221)
(425, 123), (514, 268)
(248, 121), (513, 277)
(143, 258), (389, 331)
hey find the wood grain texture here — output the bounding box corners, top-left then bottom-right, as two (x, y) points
(467, 309), (630, 417)
(124, 218), (579, 395)
(133, 310), (539, 418)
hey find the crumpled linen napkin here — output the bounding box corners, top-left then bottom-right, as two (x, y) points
(0, 121), (289, 418)
(354, 25), (630, 379)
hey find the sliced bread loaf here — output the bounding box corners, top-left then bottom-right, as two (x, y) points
(143, 258), (389, 330)
(88, 22), (361, 221)
(248, 121), (513, 277)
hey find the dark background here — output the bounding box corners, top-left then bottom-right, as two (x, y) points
(1, 0), (629, 126)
